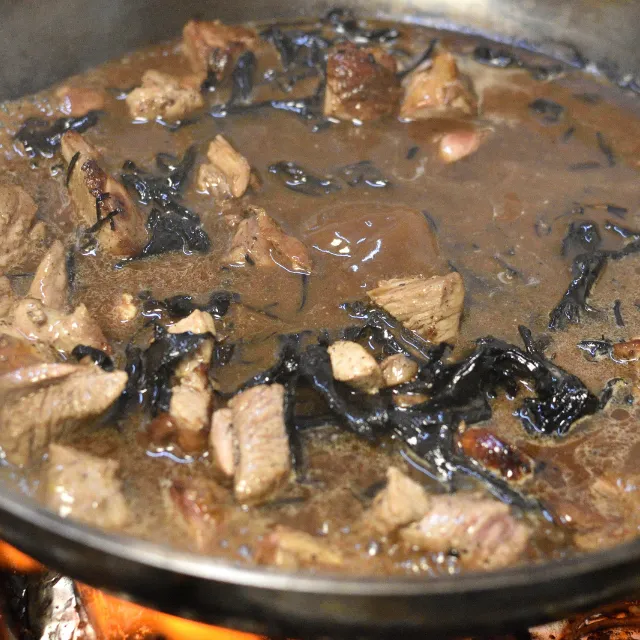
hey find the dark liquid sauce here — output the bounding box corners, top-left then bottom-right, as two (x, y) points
(1, 17), (640, 576)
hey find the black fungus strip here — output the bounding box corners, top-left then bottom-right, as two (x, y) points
(268, 161), (341, 196)
(397, 39), (437, 79)
(230, 51), (257, 104)
(561, 220), (601, 257)
(324, 7), (399, 43)
(529, 98), (564, 123)
(569, 161), (602, 171)
(336, 160), (389, 188)
(299, 274), (309, 312)
(577, 339), (612, 359)
(604, 220), (640, 239)
(15, 111), (99, 158)
(66, 151), (80, 186)
(406, 145), (419, 160)
(606, 204), (627, 219)
(71, 345), (115, 371)
(614, 299), (625, 327)
(262, 27), (297, 68)
(596, 131), (616, 167)
(494, 255), (524, 279)
(473, 46), (515, 68)
(142, 290), (239, 320)
(140, 208), (210, 258)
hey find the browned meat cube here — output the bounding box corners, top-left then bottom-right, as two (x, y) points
(367, 272), (464, 344)
(400, 495), (530, 569)
(27, 240), (68, 311)
(0, 185), (44, 275)
(612, 339), (640, 362)
(223, 206), (313, 274)
(210, 408), (236, 477)
(45, 443), (130, 529)
(13, 298), (110, 355)
(365, 467), (431, 535)
(61, 132), (148, 257)
(0, 333), (48, 375)
(324, 43), (402, 121)
(400, 52), (478, 120)
(380, 354), (418, 387)
(55, 85), (106, 117)
(182, 19), (258, 78)
(257, 526), (343, 569)
(0, 363), (127, 465)
(168, 309), (216, 337)
(125, 70), (204, 123)
(327, 340), (383, 394)
(197, 135), (251, 199)
(228, 384), (290, 502)
(438, 129), (485, 164)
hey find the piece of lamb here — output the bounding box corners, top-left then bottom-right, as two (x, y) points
(210, 408), (236, 477)
(257, 526), (343, 569)
(0, 363), (127, 465)
(182, 19), (258, 79)
(0, 333), (49, 375)
(229, 383), (290, 502)
(365, 467), (431, 535)
(197, 135), (251, 199)
(399, 494), (530, 570)
(55, 85), (106, 117)
(380, 354), (419, 387)
(223, 206), (312, 273)
(125, 70), (204, 123)
(13, 298), (110, 355)
(27, 240), (68, 311)
(400, 52), (478, 120)
(367, 272), (465, 344)
(45, 443), (130, 529)
(327, 340), (383, 394)
(61, 132), (148, 257)
(324, 43), (402, 121)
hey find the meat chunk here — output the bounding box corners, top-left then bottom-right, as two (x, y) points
(27, 240), (68, 310)
(0, 185), (44, 275)
(196, 135), (251, 199)
(55, 85), (106, 117)
(400, 495), (530, 569)
(182, 19), (258, 78)
(61, 132), (148, 257)
(0, 277), (16, 318)
(367, 272), (465, 344)
(380, 354), (418, 387)
(365, 467), (431, 535)
(324, 43), (402, 121)
(45, 444), (130, 528)
(228, 384), (290, 502)
(612, 339), (640, 362)
(125, 70), (204, 122)
(438, 129), (485, 164)
(210, 408), (236, 477)
(327, 340), (383, 394)
(400, 52), (478, 120)
(167, 309), (216, 336)
(0, 333), (48, 375)
(13, 298), (110, 355)
(257, 526), (343, 569)
(115, 293), (138, 324)
(0, 363), (127, 465)
(223, 206), (312, 273)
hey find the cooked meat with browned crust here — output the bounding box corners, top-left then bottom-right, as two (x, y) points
(0, 364), (127, 465)
(328, 340), (383, 394)
(365, 467), (431, 535)
(612, 339), (640, 362)
(228, 383), (290, 502)
(324, 43), (402, 121)
(45, 443), (130, 528)
(55, 85), (106, 117)
(400, 495), (530, 569)
(367, 273), (465, 344)
(182, 19), (258, 79)
(224, 206), (313, 273)
(125, 70), (204, 123)
(380, 354), (418, 387)
(27, 240), (68, 311)
(12, 298), (110, 355)
(197, 135), (251, 199)
(257, 526), (343, 569)
(0, 333), (48, 375)
(400, 52), (477, 120)
(61, 132), (148, 257)
(210, 408), (236, 477)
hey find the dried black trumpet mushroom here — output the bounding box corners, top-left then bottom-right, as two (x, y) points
(140, 207), (211, 258)
(529, 98), (565, 123)
(473, 46), (516, 68)
(141, 291), (239, 320)
(614, 299), (625, 327)
(14, 111), (99, 158)
(261, 26), (330, 70)
(336, 160), (390, 188)
(268, 161), (341, 196)
(230, 51), (257, 104)
(324, 7), (400, 43)
(561, 220), (601, 257)
(71, 345), (114, 371)
(577, 338), (613, 360)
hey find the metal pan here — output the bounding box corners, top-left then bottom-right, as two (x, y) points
(1, 0), (640, 636)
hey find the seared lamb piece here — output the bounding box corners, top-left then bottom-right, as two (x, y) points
(400, 495), (530, 569)
(438, 129), (485, 164)
(0, 333), (48, 375)
(210, 408), (236, 477)
(61, 132), (148, 257)
(125, 70), (204, 123)
(55, 85), (106, 117)
(324, 43), (402, 121)
(257, 526), (343, 569)
(115, 293), (138, 324)
(12, 298), (110, 355)
(223, 206), (312, 273)
(228, 384), (290, 502)
(0, 185), (45, 275)
(380, 354), (418, 387)
(612, 339), (640, 361)
(0, 363), (127, 465)
(45, 443), (130, 528)
(365, 467), (431, 535)
(327, 340), (383, 394)
(197, 135), (251, 199)
(400, 52), (478, 120)
(27, 240), (68, 311)
(367, 272), (465, 344)
(182, 19), (258, 79)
